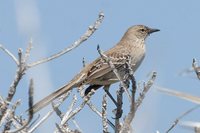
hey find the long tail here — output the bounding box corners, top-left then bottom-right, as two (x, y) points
(27, 82), (75, 114)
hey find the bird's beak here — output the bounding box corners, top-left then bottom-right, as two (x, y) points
(148, 28), (160, 34)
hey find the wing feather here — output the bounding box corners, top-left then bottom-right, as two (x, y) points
(86, 53), (130, 81)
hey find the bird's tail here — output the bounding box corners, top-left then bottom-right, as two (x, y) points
(27, 82), (75, 114)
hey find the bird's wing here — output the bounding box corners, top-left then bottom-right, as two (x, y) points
(86, 52), (130, 81)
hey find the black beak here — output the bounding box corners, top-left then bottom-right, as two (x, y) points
(148, 28), (160, 34)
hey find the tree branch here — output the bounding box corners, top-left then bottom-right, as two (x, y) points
(102, 94), (108, 133)
(27, 12), (104, 68)
(0, 44), (18, 65)
(97, 45), (131, 102)
(192, 58), (200, 80)
(166, 105), (200, 133)
(6, 79), (34, 133)
(135, 71), (157, 110)
(120, 76), (136, 133)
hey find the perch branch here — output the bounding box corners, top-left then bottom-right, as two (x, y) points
(78, 86), (115, 130)
(120, 76), (136, 133)
(114, 87), (123, 133)
(97, 45), (131, 102)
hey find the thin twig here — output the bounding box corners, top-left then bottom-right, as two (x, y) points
(0, 44), (18, 65)
(120, 76), (136, 133)
(78, 86), (116, 130)
(166, 105), (200, 133)
(6, 79), (34, 133)
(24, 38), (33, 62)
(6, 49), (25, 103)
(72, 118), (82, 133)
(64, 90), (95, 123)
(28, 92), (70, 133)
(52, 104), (63, 119)
(3, 100), (21, 132)
(60, 95), (77, 125)
(157, 86), (200, 104)
(0, 49), (25, 122)
(192, 58), (200, 80)
(55, 123), (65, 133)
(97, 45), (131, 103)
(102, 94), (108, 133)
(114, 87), (123, 133)
(3, 109), (13, 132)
(28, 111), (53, 133)
(27, 12), (104, 68)
(135, 71), (157, 110)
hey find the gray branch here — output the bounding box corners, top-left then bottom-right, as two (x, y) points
(97, 45), (132, 102)
(27, 12), (104, 68)
(0, 44), (19, 65)
(102, 94), (108, 133)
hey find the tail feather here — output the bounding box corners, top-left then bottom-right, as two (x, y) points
(28, 83), (75, 113)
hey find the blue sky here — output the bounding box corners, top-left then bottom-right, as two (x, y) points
(1, 0), (200, 133)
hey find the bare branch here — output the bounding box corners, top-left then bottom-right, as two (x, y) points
(3, 100), (21, 133)
(6, 79), (34, 133)
(60, 95), (77, 125)
(78, 86), (115, 130)
(135, 71), (157, 110)
(3, 110), (13, 132)
(28, 92), (71, 133)
(97, 45), (132, 102)
(120, 76), (136, 133)
(6, 49), (25, 103)
(0, 49), (26, 122)
(72, 118), (82, 133)
(28, 111), (53, 133)
(24, 38), (33, 62)
(0, 44), (19, 65)
(27, 12), (104, 68)
(55, 123), (65, 133)
(102, 94), (108, 133)
(52, 104), (63, 119)
(64, 90), (95, 123)
(166, 105), (200, 133)
(179, 121), (200, 132)
(157, 86), (200, 104)
(52, 92), (74, 120)
(192, 58), (200, 80)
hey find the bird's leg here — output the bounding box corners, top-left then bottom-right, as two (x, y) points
(103, 85), (118, 107)
(113, 86), (124, 119)
(104, 85), (123, 119)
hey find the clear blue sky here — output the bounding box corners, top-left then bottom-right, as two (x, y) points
(1, 0), (200, 133)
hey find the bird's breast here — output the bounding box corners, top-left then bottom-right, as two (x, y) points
(129, 44), (146, 72)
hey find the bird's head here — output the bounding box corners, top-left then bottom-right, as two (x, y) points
(122, 25), (160, 41)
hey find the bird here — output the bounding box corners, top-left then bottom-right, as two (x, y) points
(29, 25), (160, 113)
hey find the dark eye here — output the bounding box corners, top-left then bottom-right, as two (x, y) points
(140, 28), (145, 32)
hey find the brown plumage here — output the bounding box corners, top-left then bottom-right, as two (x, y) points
(28, 25), (160, 113)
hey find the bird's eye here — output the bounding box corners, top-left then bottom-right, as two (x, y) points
(140, 29), (145, 32)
